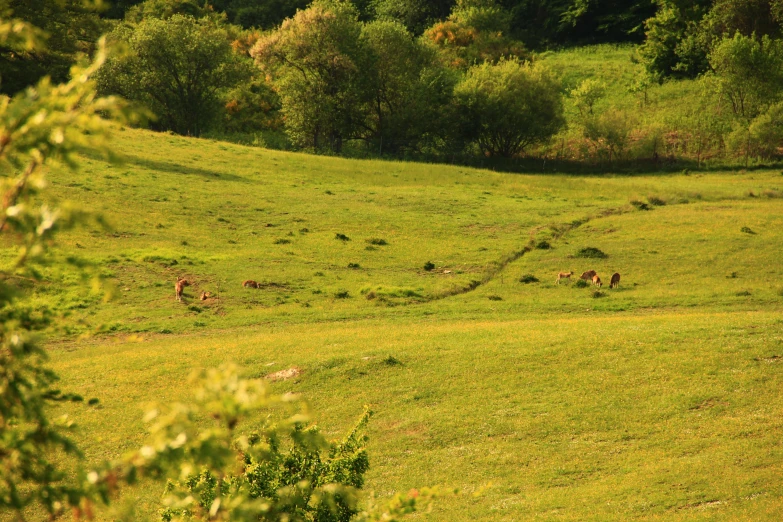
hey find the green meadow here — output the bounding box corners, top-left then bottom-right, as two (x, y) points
(15, 127), (783, 519)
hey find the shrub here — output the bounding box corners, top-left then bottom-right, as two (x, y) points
(366, 238), (388, 245)
(453, 58), (565, 157)
(736, 290), (752, 296)
(348, 263), (361, 269)
(335, 233), (350, 241)
(592, 290), (605, 298)
(575, 279), (589, 288)
(423, 261), (435, 271)
(535, 240), (551, 250)
(519, 274), (539, 283)
(488, 295), (503, 301)
(741, 226), (756, 234)
(630, 200), (651, 210)
(727, 272), (738, 279)
(647, 196), (666, 206)
(274, 238), (292, 244)
(334, 290), (351, 298)
(574, 247), (607, 259)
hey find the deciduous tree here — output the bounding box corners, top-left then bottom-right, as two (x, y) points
(251, 0), (367, 152)
(453, 57), (564, 157)
(96, 14), (252, 136)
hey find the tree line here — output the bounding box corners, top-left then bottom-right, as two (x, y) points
(5, 0), (783, 165)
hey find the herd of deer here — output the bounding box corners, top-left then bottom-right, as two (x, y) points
(175, 273), (620, 302)
(556, 270), (620, 288)
(174, 277), (264, 301)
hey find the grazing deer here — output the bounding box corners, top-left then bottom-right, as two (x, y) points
(556, 271), (573, 284)
(200, 291), (212, 301)
(592, 274), (602, 288)
(610, 272), (620, 289)
(175, 277), (190, 301)
(242, 280), (259, 288)
(580, 270), (596, 281)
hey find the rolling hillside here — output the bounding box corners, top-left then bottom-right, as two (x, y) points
(18, 128), (783, 520)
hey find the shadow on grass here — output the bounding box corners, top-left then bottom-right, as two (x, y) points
(123, 155), (250, 183)
(122, 154), (251, 183)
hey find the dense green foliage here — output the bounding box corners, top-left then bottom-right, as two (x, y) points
(638, 0), (783, 79)
(96, 14), (253, 135)
(14, 0), (783, 165)
(453, 58), (563, 156)
(0, 0), (106, 94)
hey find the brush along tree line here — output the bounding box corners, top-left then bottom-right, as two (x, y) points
(0, 9), (447, 521)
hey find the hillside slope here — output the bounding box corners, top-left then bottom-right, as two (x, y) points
(16, 128), (783, 520)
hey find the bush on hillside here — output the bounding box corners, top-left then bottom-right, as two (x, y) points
(574, 247), (607, 259)
(519, 274), (539, 283)
(453, 58), (565, 157)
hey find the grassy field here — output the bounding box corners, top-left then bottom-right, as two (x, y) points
(9, 127), (783, 520)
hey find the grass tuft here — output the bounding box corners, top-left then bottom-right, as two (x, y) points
(519, 274), (539, 284)
(383, 355), (404, 366)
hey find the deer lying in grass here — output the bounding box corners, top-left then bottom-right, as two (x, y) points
(580, 270), (596, 281)
(243, 280), (259, 288)
(175, 277), (191, 301)
(200, 291), (212, 301)
(592, 274), (602, 288)
(610, 272), (620, 288)
(556, 271), (573, 284)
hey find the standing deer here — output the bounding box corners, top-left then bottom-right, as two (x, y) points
(556, 271), (573, 284)
(175, 277), (191, 301)
(580, 270), (596, 281)
(592, 274), (602, 288)
(610, 272), (620, 288)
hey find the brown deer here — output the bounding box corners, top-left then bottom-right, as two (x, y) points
(580, 270), (596, 281)
(592, 274), (602, 288)
(610, 272), (620, 288)
(175, 277), (191, 301)
(242, 280), (259, 288)
(556, 271), (573, 284)
(200, 291), (212, 301)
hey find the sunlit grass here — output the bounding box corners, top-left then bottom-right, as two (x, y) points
(17, 127), (783, 520)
